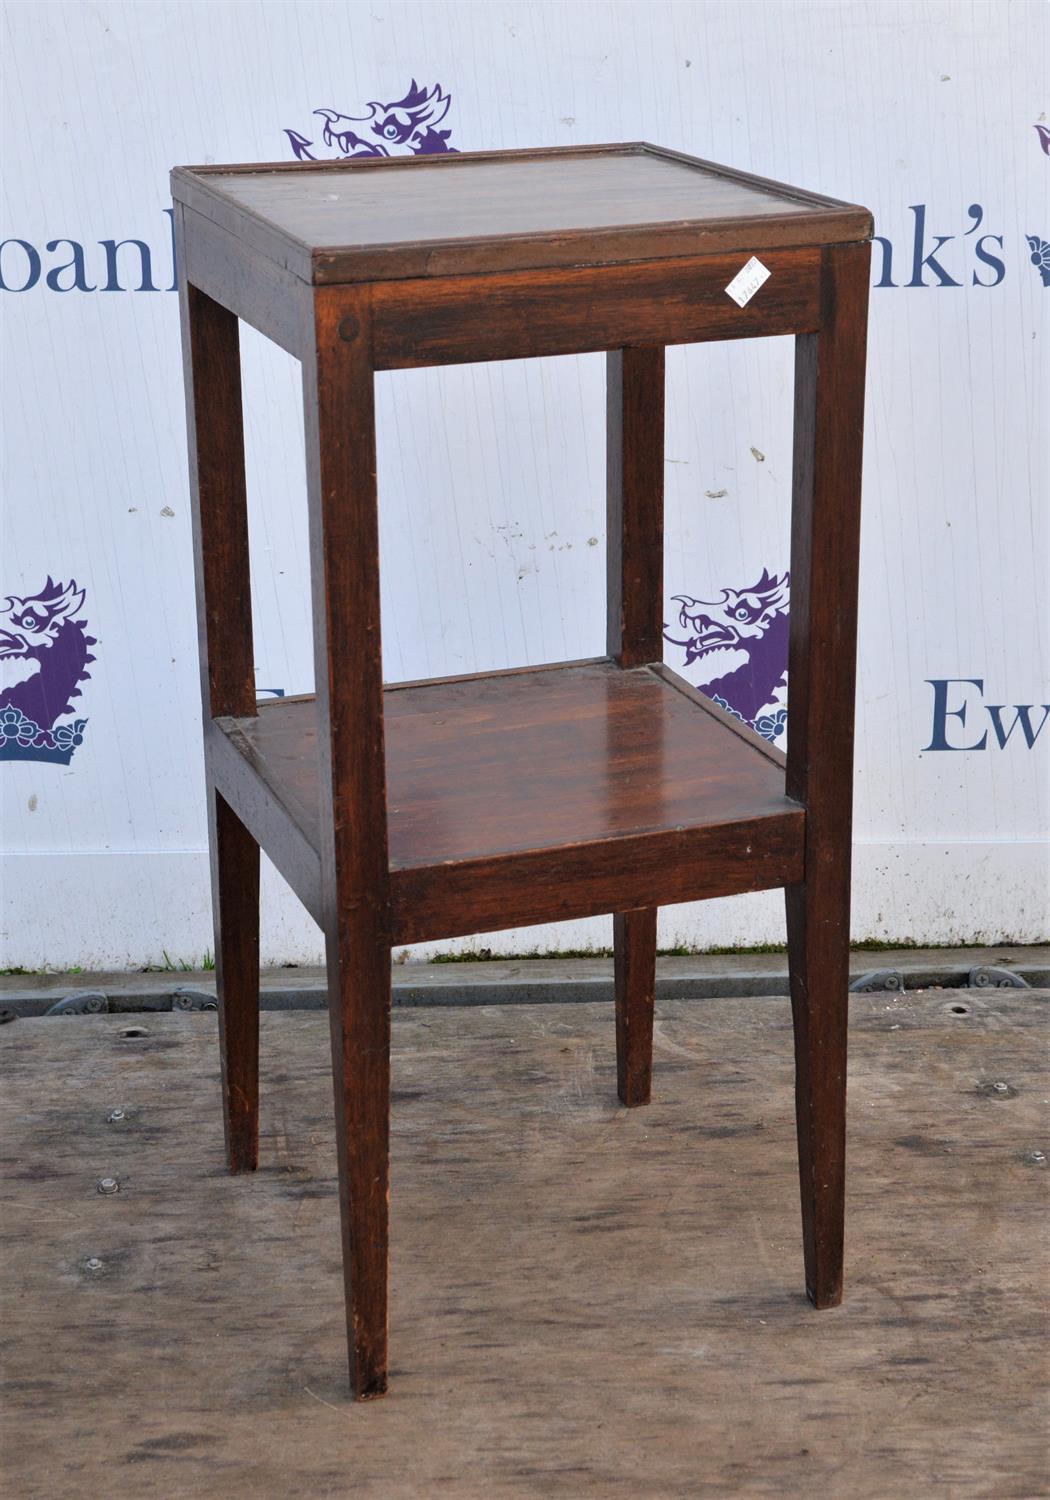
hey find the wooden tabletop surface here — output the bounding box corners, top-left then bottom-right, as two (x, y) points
(171, 142), (872, 283)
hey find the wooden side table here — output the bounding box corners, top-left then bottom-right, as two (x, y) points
(172, 143), (871, 1400)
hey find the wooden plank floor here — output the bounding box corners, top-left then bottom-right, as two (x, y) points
(2, 990), (1047, 1499)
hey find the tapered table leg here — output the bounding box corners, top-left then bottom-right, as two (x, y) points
(785, 241), (871, 1307)
(324, 922), (391, 1399)
(607, 345), (665, 1107)
(614, 908), (657, 1105)
(176, 245), (261, 1178)
(303, 288), (392, 1399)
(211, 790), (260, 1172)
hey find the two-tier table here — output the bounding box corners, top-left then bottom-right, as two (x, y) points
(171, 142), (872, 1400)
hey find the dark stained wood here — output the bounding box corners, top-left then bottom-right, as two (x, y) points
(382, 661), (792, 865)
(653, 661), (787, 770)
(367, 249), (820, 370)
(393, 813), (802, 945)
(607, 345), (664, 1106)
(384, 654), (608, 695)
(613, 909), (657, 1106)
(785, 241), (871, 1308)
(301, 287), (391, 1399)
(234, 665), (800, 866)
(176, 249), (255, 723)
(170, 142), (872, 283)
(208, 663), (805, 943)
(205, 715), (323, 925)
(606, 346), (665, 668)
(176, 247), (262, 1175)
(210, 792), (260, 1172)
(179, 202), (311, 360)
(173, 142), (872, 1396)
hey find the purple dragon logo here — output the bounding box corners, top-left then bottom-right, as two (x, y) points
(1026, 234), (1050, 287)
(285, 79), (457, 161)
(664, 570), (790, 743)
(0, 578), (94, 765)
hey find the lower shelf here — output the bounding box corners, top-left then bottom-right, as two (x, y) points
(207, 658), (805, 943)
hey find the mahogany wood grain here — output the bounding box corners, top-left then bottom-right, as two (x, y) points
(301, 287), (392, 1399)
(176, 249), (261, 1174)
(392, 812), (803, 945)
(606, 347), (665, 668)
(383, 654), (608, 695)
(388, 664), (795, 867)
(652, 661), (787, 771)
(354, 664), (764, 857)
(367, 249), (819, 370)
(210, 793), (260, 1172)
(173, 142), (872, 1397)
(205, 716), (323, 926)
(176, 252), (255, 723)
(613, 909), (658, 1106)
(209, 664), (805, 944)
(786, 241), (871, 1308)
(607, 344), (664, 1106)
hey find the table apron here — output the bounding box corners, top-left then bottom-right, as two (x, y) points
(390, 811), (806, 945)
(366, 247), (822, 369)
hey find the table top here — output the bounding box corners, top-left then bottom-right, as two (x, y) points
(171, 142), (871, 284)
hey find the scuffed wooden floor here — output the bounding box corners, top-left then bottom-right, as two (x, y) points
(1, 990), (1047, 1499)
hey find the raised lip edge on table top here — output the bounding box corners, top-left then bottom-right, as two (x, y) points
(170, 140), (874, 286)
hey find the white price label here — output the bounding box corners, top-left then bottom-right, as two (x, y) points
(725, 256), (771, 307)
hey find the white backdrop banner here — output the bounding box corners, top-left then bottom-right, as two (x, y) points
(2, 0), (1048, 967)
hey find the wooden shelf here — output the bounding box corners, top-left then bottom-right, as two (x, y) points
(208, 659), (804, 943)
